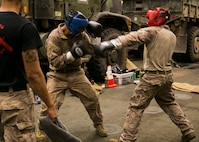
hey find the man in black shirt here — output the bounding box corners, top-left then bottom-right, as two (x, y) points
(0, 0), (58, 141)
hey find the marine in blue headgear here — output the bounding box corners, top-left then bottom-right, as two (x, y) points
(65, 11), (89, 34)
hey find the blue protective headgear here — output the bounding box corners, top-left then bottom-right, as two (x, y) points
(65, 11), (89, 34)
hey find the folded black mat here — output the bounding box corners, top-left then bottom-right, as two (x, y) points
(39, 116), (82, 142)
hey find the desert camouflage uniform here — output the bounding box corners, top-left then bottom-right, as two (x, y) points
(117, 25), (194, 142)
(40, 23), (103, 127)
(0, 87), (36, 142)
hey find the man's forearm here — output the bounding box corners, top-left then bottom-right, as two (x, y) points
(22, 49), (58, 120)
(27, 70), (54, 108)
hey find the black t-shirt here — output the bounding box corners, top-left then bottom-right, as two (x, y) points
(0, 12), (43, 88)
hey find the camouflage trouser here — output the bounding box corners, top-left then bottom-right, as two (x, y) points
(40, 68), (103, 126)
(0, 87), (36, 142)
(120, 73), (194, 142)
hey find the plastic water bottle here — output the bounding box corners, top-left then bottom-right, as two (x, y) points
(34, 94), (41, 104)
(106, 65), (114, 80)
(131, 72), (136, 81)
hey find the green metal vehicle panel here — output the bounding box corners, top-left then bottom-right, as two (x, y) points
(122, 0), (199, 62)
(18, 0), (132, 82)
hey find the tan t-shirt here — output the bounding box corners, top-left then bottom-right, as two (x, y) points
(118, 25), (176, 71)
(46, 23), (92, 71)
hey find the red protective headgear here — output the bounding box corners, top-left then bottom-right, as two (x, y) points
(146, 7), (170, 26)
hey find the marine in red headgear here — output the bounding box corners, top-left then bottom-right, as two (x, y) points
(146, 7), (170, 26)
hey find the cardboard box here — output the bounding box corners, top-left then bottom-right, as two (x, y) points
(113, 72), (133, 85)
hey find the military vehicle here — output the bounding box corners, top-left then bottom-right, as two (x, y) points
(122, 0), (199, 62)
(19, 0), (132, 82)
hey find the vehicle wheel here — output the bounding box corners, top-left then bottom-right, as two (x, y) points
(87, 28), (127, 83)
(187, 26), (199, 62)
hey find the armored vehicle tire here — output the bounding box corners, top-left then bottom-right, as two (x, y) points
(87, 28), (127, 83)
(187, 26), (199, 62)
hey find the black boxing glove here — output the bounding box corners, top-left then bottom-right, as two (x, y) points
(70, 40), (87, 58)
(94, 39), (122, 57)
(86, 21), (102, 37)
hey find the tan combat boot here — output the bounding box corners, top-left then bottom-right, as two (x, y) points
(181, 132), (196, 142)
(108, 139), (121, 142)
(36, 129), (47, 142)
(94, 124), (108, 137)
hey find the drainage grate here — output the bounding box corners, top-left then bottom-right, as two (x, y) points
(175, 93), (192, 100)
(144, 106), (163, 114)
